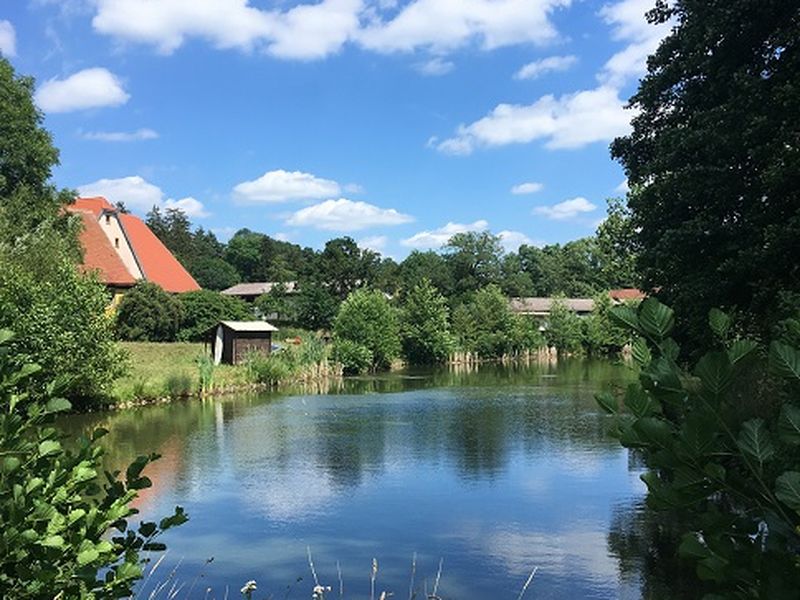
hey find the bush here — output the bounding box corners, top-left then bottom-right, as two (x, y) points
(331, 339), (373, 375)
(582, 292), (630, 356)
(597, 299), (800, 598)
(0, 230), (126, 405)
(400, 279), (455, 365)
(544, 297), (584, 354)
(0, 330), (187, 598)
(115, 282), (182, 342)
(246, 352), (292, 385)
(177, 289), (251, 342)
(190, 256), (240, 291)
(164, 371), (193, 398)
(333, 289), (401, 369)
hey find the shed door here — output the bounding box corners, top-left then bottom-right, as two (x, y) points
(214, 325), (224, 365)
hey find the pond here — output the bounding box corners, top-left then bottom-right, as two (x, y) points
(63, 360), (688, 599)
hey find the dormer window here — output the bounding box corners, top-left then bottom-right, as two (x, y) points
(105, 214), (111, 225)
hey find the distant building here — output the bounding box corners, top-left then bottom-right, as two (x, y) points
(208, 320), (278, 365)
(66, 197), (200, 303)
(508, 297), (596, 317)
(608, 288), (646, 303)
(221, 281), (298, 302)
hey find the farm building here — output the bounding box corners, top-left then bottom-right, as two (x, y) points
(208, 320), (279, 366)
(221, 281), (298, 302)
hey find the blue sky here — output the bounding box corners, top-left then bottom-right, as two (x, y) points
(0, 0), (668, 258)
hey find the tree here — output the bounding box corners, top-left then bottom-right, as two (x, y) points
(333, 289), (401, 370)
(225, 229), (265, 282)
(191, 256), (240, 290)
(611, 0), (800, 349)
(444, 232), (503, 297)
(294, 282), (339, 331)
(177, 289), (251, 341)
(595, 197), (639, 289)
(317, 237), (379, 299)
(115, 283), (183, 342)
(545, 297), (584, 354)
(397, 250), (454, 298)
(400, 279), (455, 365)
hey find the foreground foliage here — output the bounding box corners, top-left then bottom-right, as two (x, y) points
(597, 299), (800, 598)
(0, 331), (186, 598)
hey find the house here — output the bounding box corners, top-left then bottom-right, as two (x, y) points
(66, 197), (200, 302)
(208, 320), (278, 365)
(609, 288), (646, 303)
(221, 281), (298, 302)
(508, 297), (596, 317)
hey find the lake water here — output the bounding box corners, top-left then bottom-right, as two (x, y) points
(63, 361), (687, 599)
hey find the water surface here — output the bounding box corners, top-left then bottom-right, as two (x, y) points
(64, 361), (679, 599)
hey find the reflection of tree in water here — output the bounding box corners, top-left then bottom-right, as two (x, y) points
(607, 499), (704, 599)
(446, 400), (508, 479)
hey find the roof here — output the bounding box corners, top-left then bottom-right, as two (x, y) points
(70, 196), (116, 217)
(68, 209), (137, 287)
(609, 288), (646, 301)
(509, 297), (596, 314)
(221, 281), (298, 296)
(118, 213), (200, 293)
(219, 320), (279, 332)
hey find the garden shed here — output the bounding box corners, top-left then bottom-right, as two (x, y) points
(208, 321), (278, 366)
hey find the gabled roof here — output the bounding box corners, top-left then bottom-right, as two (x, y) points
(221, 281), (298, 297)
(609, 288), (646, 301)
(219, 320), (279, 332)
(118, 213), (200, 293)
(70, 210), (137, 287)
(71, 196), (115, 217)
(509, 297), (595, 314)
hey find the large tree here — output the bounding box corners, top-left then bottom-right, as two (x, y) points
(611, 0), (800, 346)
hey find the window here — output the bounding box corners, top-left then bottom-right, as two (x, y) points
(105, 215), (111, 225)
(114, 238), (120, 249)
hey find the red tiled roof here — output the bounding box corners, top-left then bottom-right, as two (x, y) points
(68, 210), (137, 287)
(609, 288), (646, 301)
(71, 196), (116, 217)
(119, 213), (200, 293)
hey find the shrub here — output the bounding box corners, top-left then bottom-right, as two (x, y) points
(597, 299), (800, 598)
(164, 371), (193, 398)
(333, 289), (401, 369)
(177, 289), (251, 342)
(544, 297), (584, 354)
(0, 330), (187, 598)
(246, 352), (292, 385)
(400, 279), (455, 365)
(331, 339), (373, 375)
(582, 292), (630, 356)
(116, 282), (182, 342)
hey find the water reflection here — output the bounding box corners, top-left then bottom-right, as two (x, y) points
(61, 360), (677, 599)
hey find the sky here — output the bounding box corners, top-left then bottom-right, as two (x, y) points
(0, 0), (669, 258)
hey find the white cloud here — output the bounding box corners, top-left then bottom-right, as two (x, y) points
(344, 182), (365, 194)
(286, 198), (413, 231)
(415, 56), (454, 76)
(533, 196), (597, 220)
(35, 68), (129, 113)
(435, 85), (631, 154)
(401, 219), (488, 248)
(498, 230), (537, 252)
(359, 0), (570, 54)
(358, 235), (388, 253)
(598, 0), (672, 86)
(266, 0), (363, 60)
(0, 20), (16, 57)
(81, 128), (159, 142)
(77, 175), (209, 217)
(615, 179), (630, 194)
(164, 196), (210, 218)
(233, 169), (341, 203)
(511, 182), (544, 195)
(514, 54), (576, 80)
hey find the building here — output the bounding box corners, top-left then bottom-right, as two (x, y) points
(221, 281), (298, 302)
(66, 197), (200, 302)
(609, 288), (647, 303)
(508, 297), (596, 318)
(208, 320), (278, 365)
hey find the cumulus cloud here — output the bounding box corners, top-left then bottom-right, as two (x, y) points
(0, 20), (16, 57)
(77, 175), (209, 217)
(615, 179), (630, 194)
(514, 54), (576, 80)
(533, 196), (596, 220)
(81, 128), (159, 142)
(233, 169), (341, 203)
(358, 235), (388, 253)
(435, 85), (631, 154)
(498, 230), (538, 252)
(511, 182), (544, 195)
(401, 219), (488, 248)
(35, 68), (129, 113)
(415, 56), (454, 76)
(286, 198), (413, 231)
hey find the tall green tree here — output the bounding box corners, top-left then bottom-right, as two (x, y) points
(595, 197), (639, 289)
(611, 0), (800, 348)
(400, 279), (455, 364)
(333, 289), (401, 369)
(444, 232), (503, 297)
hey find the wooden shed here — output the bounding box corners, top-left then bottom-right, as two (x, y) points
(208, 321), (278, 366)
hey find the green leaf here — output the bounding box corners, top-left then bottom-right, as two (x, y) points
(623, 384), (658, 418)
(660, 338), (680, 361)
(610, 305), (641, 333)
(708, 308), (731, 340)
(630, 337), (652, 367)
(2, 456), (21, 474)
(116, 561), (142, 581)
(0, 330), (14, 345)
(775, 471), (800, 513)
(770, 341), (800, 381)
(694, 352), (733, 396)
(595, 391), (618, 414)
(639, 298), (675, 341)
(77, 548), (99, 565)
(737, 419), (775, 470)
(38, 440), (62, 457)
(45, 397), (72, 413)
(40, 535), (65, 549)
(634, 417), (673, 449)
(728, 339), (758, 365)
(778, 404), (800, 445)
(678, 533), (710, 560)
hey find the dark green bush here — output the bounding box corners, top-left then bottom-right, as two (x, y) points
(177, 289), (251, 342)
(597, 299), (800, 598)
(333, 289), (400, 369)
(331, 339), (373, 375)
(115, 282), (182, 342)
(400, 279), (455, 365)
(0, 330), (187, 598)
(246, 352), (292, 385)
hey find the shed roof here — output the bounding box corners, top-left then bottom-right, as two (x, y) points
(69, 209), (137, 287)
(219, 320), (279, 332)
(221, 281), (298, 296)
(509, 297), (595, 314)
